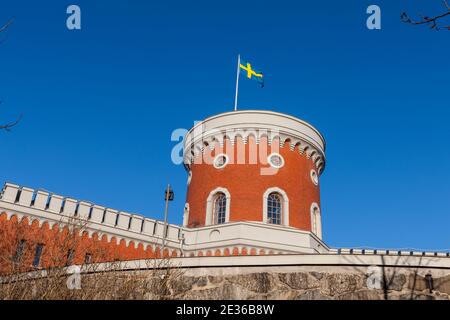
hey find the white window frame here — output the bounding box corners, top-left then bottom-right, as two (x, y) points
(187, 171), (192, 185)
(263, 187), (289, 226)
(205, 187), (231, 225)
(213, 154), (229, 169)
(183, 203), (190, 227)
(310, 169), (319, 186)
(310, 202), (322, 239)
(267, 153), (285, 169)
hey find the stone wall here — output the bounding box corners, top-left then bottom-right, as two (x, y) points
(2, 255), (449, 300)
(148, 265), (450, 300)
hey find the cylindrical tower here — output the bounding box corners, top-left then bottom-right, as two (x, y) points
(183, 110), (326, 239)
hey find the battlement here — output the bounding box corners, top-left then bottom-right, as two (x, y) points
(330, 248), (450, 258)
(0, 182), (183, 251)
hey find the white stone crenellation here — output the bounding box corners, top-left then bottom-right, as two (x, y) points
(0, 182), (182, 251)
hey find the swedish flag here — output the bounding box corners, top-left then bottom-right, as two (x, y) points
(239, 59), (264, 88)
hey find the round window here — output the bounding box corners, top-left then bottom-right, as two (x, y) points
(310, 169), (319, 186)
(213, 154), (229, 169)
(268, 153), (284, 169)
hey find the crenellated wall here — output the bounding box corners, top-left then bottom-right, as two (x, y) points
(0, 183), (183, 254)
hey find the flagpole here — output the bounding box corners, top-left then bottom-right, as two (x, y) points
(234, 54), (240, 111)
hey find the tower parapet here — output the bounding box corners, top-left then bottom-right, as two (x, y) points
(184, 110), (325, 173)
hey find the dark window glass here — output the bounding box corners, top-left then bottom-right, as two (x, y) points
(33, 244), (44, 267)
(213, 193), (226, 224)
(66, 249), (75, 265)
(267, 193), (282, 225)
(84, 253), (92, 264)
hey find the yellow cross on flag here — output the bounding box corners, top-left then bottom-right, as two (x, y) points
(239, 59), (264, 87)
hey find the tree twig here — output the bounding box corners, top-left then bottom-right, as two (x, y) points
(401, 1), (450, 30)
(0, 20), (22, 132)
(0, 20), (13, 33)
(0, 114), (23, 131)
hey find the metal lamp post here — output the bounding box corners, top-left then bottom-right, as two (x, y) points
(161, 184), (174, 254)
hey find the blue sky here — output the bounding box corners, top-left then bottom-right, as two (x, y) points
(1, 1), (449, 251)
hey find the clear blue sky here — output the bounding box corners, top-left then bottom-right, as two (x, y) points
(1, 1), (449, 251)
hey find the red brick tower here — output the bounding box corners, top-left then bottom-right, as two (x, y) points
(183, 110), (326, 239)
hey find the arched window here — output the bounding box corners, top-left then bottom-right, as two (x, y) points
(312, 209), (318, 233)
(183, 203), (190, 227)
(267, 193), (282, 225)
(213, 193), (227, 224)
(263, 187), (289, 226)
(205, 187), (231, 226)
(310, 203), (322, 239)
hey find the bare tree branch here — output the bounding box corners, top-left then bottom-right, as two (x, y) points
(401, 1), (450, 30)
(0, 111), (23, 132)
(0, 20), (22, 132)
(0, 20), (12, 33)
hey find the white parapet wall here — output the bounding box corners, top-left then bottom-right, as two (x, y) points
(182, 221), (330, 255)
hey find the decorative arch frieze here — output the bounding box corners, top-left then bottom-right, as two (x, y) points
(184, 128), (325, 173)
